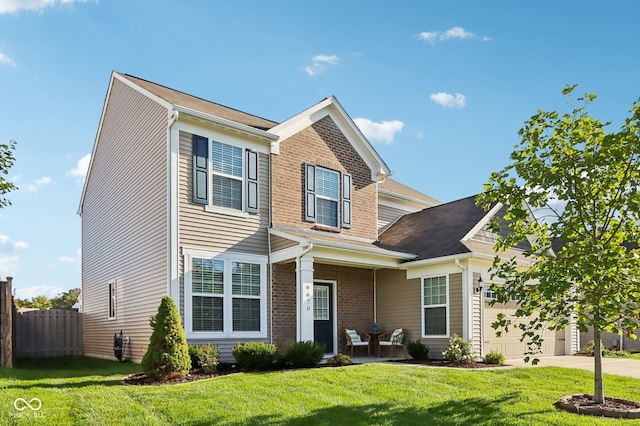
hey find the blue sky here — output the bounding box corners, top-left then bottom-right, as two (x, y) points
(1, 0), (639, 299)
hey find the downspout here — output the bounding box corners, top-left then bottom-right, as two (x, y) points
(268, 154), (273, 345)
(167, 109), (179, 302)
(373, 268), (377, 324)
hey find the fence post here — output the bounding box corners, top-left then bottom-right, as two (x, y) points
(0, 277), (13, 367)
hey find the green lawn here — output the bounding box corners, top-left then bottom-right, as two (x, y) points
(630, 352), (640, 361)
(1, 357), (639, 425)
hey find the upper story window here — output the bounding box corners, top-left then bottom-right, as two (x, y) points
(304, 163), (351, 229)
(193, 134), (259, 214)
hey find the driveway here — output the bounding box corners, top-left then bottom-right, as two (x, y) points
(506, 355), (640, 379)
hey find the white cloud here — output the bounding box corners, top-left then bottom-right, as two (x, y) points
(0, 234), (29, 251)
(67, 153), (91, 180)
(312, 54), (339, 64)
(304, 54), (339, 76)
(430, 92), (466, 109)
(354, 118), (404, 144)
(14, 285), (64, 299)
(57, 256), (75, 263)
(417, 26), (489, 43)
(0, 234), (28, 278)
(0, 0), (90, 14)
(0, 51), (15, 66)
(24, 176), (54, 192)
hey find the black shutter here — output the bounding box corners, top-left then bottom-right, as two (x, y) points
(246, 150), (259, 213)
(193, 134), (209, 204)
(304, 163), (316, 222)
(341, 173), (352, 228)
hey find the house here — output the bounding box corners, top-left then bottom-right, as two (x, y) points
(79, 72), (579, 362)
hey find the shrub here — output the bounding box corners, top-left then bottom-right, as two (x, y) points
(141, 296), (191, 379)
(579, 340), (595, 355)
(443, 334), (476, 364)
(189, 344), (219, 374)
(232, 342), (278, 371)
(284, 340), (324, 368)
(407, 340), (430, 361)
(483, 349), (505, 365)
(327, 353), (353, 367)
(603, 348), (630, 358)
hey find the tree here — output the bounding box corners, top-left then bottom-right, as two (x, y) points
(13, 288), (80, 310)
(0, 139), (17, 208)
(141, 296), (191, 380)
(478, 85), (640, 404)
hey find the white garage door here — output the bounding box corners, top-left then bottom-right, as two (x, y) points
(484, 300), (565, 358)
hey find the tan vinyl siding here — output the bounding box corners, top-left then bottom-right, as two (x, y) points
(377, 204), (408, 234)
(375, 269), (421, 346)
(178, 130), (270, 256)
(376, 270), (463, 359)
(581, 326), (640, 352)
(82, 78), (169, 362)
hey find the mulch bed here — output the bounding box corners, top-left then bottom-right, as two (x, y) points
(122, 363), (241, 386)
(559, 394), (640, 419)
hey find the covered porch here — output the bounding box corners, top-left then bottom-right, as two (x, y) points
(268, 226), (414, 356)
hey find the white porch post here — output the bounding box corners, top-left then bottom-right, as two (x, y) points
(297, 254), (315, 342)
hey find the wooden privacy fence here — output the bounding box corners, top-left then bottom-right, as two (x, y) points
(15, 309), (83, 358)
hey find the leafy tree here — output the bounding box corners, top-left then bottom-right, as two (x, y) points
(478, 85), (640, 404)
(141, 296), (191, 380)
(13, 288), (80, 310)
(0, 139), (17, 208)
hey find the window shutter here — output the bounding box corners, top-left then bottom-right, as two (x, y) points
(341, 172), (352, 228)
(193, 134), (209, 204)
(246, 150), (259, 213)
(304, 163), (316, 222)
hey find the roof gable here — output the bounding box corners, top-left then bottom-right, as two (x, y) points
(268, 96), (391, 181)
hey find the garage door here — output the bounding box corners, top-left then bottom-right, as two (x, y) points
(484, 300), (565, 358)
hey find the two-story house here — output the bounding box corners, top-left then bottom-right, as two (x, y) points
(79, 72), (579, 362)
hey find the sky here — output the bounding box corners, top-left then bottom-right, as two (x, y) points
(1, 0), (639, 300)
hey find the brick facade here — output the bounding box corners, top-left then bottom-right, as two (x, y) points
(271, 262), (374, 354)
(271, 115), (378, 240)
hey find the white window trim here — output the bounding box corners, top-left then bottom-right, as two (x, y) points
(315, 166), (340, 228)
(107, 279), (117, 320)
(421, 274), (450, 338)
(183, 248), (267, 339)
(206, 140), (250, 217)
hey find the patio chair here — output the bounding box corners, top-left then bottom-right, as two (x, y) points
(345, 329), (371, 357)
(377, 328), (407, 358)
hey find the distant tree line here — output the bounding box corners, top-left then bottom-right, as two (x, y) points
(14, 288), (80, 310)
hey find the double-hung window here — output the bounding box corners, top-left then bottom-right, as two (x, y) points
(193, 134), (259, 214)
(422, 275), (448, 337)
(184, 249), (267, 338)
(304, 163), (352, 228)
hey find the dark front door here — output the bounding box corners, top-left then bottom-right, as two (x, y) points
(313, 283), (334, 353)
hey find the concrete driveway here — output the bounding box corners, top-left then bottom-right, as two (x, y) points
(506, 356), (640, 379)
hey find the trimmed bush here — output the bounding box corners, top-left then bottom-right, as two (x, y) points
(232, 342), (278, 371)
(141, 296), (191, 379)
(407, 340), (430, 361)
(483, 349), (505, 365)
(579, 340), (596, 355)
(189, 344), (219, 374)
(327, 353), (353, 367)
(284, 340), (324, 368)
(443, 334), (476, 364)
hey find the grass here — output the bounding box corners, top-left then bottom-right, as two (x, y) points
(630, 352), (640, 361)
(1, 357), (640, 425)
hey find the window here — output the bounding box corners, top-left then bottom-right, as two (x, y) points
(484, 289), (497, 300)
(422, 275), (448, 337)
(304, 163), (351, 228)
(108, 280), (117, 319)
(192, 135), (259, 214)
(184, 249), (267, 338)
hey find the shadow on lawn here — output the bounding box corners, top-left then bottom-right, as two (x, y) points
(188, 391), (548, 425)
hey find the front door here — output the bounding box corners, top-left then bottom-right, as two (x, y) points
(313, 283), (334, 353)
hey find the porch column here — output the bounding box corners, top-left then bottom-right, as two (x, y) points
(297, 255), (315, 342)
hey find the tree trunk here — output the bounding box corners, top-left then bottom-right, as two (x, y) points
(593, 328), (604, 404)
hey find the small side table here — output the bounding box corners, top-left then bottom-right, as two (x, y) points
(368, 331), (385, 356)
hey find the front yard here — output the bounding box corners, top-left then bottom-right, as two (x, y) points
(1, 356), (639, 425)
